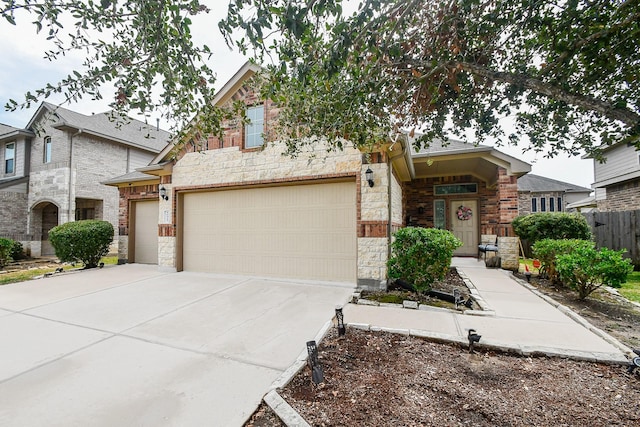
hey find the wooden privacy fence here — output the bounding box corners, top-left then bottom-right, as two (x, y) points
(582, 210), (640, 267)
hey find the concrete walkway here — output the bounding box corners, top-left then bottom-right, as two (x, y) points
(0, 265), (354, 427)
(345, 257), (632, 363)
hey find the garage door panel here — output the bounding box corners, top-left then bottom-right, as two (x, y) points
(182, 182), (356, 282)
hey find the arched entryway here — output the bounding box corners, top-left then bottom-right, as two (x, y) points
(30, 201), (59, 257)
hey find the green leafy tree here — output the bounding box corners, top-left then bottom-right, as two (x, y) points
(222, 0), (640, 158)
(48, 220), (114, 268)
(3, 1), (639, 157)
(387, 227), (462, 292)
(556, 246), (633, 299)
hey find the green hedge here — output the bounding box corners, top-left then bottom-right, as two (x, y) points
(387, 227), (462, 292)
(512, 212), (592, 244)
(49, 220), (114, 268)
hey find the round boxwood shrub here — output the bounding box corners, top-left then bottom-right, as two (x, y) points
(49, 220), (114, 268)
(387, 227), (462, 292)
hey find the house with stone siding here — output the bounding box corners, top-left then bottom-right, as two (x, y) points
(0, 102), (170, 257)
(105, 62), (531, 289)
(588, 142), (640, 211)
(517, 174), (592, 215)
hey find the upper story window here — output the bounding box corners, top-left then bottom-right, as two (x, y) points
(44, 136), (52, 163)
(4, 142), (15, 174)
(549, 197), (555, 212)
(540, 197), (546, 212)
(531, 198), (537, 212)
(245, 104), (264, 149)
(557, 197), (562, 211)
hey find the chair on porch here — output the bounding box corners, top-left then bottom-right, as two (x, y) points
(478, 235), (499, 261)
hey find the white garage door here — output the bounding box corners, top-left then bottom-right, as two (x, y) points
(133, 200), (158, 264)
(182, 181), (357, 282)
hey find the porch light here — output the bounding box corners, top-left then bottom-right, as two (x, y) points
(335, 306), (345, 336)
(159, 185), (169, 201)
(365, 167), (374, 187)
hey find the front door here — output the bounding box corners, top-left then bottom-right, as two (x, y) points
(450, 200), (478, 256)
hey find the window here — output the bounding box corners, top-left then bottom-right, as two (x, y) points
(549, 197), (555, 212)
(244, 104), (264, 148)
(434, 183), (478, 195)
(4, 142), (15, 174)
(540, 197), (546, 212)
(531, 198), (537, 212)
(434, 199), (446, 229)
(557, 197), (563, 212)
(44, 137), (52, 163)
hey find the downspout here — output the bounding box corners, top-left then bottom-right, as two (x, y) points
(69, 129), (83, 222)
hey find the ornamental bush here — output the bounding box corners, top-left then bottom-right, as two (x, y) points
(556, 246), (633, 300)
(49, 220), (114, 268)
(512, 213), (592, 248)
(0, 237), (14, 269)
(532, 239), (594, 284)
(387, 227), (462, 292)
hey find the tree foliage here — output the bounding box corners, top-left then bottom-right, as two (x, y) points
(222, 0), (640, 158)
(1, 0), (244, 140)
(3, 1), (639, 158)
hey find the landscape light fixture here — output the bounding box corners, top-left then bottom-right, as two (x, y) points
(365, 167), (374, 187)
(468, 329), (481, 353)
(159, 185), (169, 201)
(335, 306), (346, 336)
(306, 340), (324, 384)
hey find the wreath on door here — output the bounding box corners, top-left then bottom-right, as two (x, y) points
(457, 205), (473, 221)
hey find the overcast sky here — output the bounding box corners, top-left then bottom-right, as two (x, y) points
(0, 1), (595, 189)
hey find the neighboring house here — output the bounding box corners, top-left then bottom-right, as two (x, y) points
(0, 102), (170, 256)
(105, 62), (530, 289)
(517, 174), (592, 215)
(0, 123), (34, 239)
(589, 142), (640, 211)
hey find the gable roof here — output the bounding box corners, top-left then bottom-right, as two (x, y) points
(151, 61), (261, 164)
(25, 102), (170, 153)
(517, 173), (591, 193)
(0, 123), (35, 142)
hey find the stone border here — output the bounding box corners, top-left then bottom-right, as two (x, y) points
(509, 272), (637, 359)
(352, 267), (496, 316)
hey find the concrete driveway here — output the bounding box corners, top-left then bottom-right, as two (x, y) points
(0, 264), (354, 426)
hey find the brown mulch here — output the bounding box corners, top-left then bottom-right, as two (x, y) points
(246, 270), (640, 427)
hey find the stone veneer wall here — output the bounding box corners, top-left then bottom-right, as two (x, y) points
(169, 140), (393, 287)
(597, 181), (640, 211)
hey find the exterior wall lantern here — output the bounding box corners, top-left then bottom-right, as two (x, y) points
(159, 185), (169, 201)
(365, 167), (374, 187)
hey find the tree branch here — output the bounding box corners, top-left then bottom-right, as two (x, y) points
(452, 61), (640, 129)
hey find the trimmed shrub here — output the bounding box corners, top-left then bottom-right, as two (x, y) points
(387, 227), (462, 292)
(0, 237), (14, 269)
(10, 240), (25, 260)
(49, 220), (114, 268)
(512, 213), (592, 256)
(556, 246), (633, 300)
(532, 239), (594, 284)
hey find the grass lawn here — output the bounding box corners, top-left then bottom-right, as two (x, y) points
(620, 271), (640, 303)
(0, 256), (119, 286)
